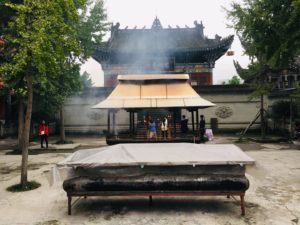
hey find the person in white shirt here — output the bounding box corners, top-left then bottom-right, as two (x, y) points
(161, 116), (168, 139)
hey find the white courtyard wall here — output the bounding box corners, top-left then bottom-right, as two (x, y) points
(63, 86), (267, 134)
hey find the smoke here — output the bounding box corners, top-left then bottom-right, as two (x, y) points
(94, 18), (226, 74)
(64, 87), (112, 135)
(113, 28), (173, 73)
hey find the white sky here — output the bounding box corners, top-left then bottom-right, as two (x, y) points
(81, 0), (250, 86)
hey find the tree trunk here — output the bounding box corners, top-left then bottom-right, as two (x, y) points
(59, 108), (65, 143)
(20, 75), (33, 187)
(289, 96), (293, 140)
(260, 94), (265, 139)
(18, 99), (24, 152)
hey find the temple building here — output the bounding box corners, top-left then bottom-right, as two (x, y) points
(93, 17), (234, 87)
(234, 57), (300, 90)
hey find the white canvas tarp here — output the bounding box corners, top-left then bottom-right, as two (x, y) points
(58, 143), (255, 167)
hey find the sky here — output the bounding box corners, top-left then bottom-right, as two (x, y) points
(81, 0), (250, 86)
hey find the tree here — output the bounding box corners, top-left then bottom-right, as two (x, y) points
(77, 0), (108, 60)
(0, 0), (23, 34)
(0, 0), (84, 188)
(227, 75), (241, 85)
(81, 71), (94, 90)
(57, 62), (83, 143)
(57, 0), (108, 143)
(1, 1), (23, 139)
(271, 100), (299, 134)
(228, 0), (300, 69)
(227, 0), (300, 138)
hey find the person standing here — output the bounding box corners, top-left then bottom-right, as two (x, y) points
(39, 120), (49, 148)
(161, 116), (168, 139)
(180, 115), (188, 134)
(144, 114), (150, 138)
(199, 115), (205, 142)
(148, 119), (157, 140)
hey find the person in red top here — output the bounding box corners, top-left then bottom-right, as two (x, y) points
(38, 120), (49, 148)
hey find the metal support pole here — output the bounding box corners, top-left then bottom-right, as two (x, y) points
(191, 110), (195, 133)
(240, 195), (245, 216)
(112, 111), (116, 135)
(196, 109), (199, 131)
(68, 195), (72, 215)
(260, 94), (265, 139)
(129, 112), (132, 134)
(149, 195), (153, 206)
(132, 112), (135, 134)
(290, 96), (293, 140)
(107, 110), (111, 135)
(173, 109), (176, 138)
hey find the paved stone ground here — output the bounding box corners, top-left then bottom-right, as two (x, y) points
(0, 135), (299, 225)
(0, 135), (107, 152)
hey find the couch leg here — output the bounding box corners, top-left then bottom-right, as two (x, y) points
(149, 195), (153, 206)
(68, 195), (72, 215)
(227, 195), (230, 199)
(240, 195), (245, 216)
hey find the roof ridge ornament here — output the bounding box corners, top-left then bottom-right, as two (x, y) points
(151, 16), (163, 30)
(194, 20), (204, 37)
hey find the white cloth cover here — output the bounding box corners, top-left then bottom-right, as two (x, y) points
(58, 143), (255, 168)
(205, 129), (214, 141)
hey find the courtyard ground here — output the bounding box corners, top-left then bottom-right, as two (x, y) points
(0, 135), (299, 225)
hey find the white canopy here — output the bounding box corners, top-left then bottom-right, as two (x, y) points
(58, 143), (255, 167)
(92, 74), (215, 109)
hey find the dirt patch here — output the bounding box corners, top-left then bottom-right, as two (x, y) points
(235, 143), (262, 151)
(35, 220), (60, 225)
(6, 149), (77, 155)
(0, 163), (48, 175)
(236, 143), (298, 152)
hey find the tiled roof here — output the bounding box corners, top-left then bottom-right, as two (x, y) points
(105, 18), (230, 52)
(93, 18), (234, 64)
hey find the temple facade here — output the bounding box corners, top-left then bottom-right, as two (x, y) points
(93, 18), (234, 87)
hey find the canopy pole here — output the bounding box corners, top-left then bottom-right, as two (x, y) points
(107, 110), (111, 135)
(132, 112), (135, 134)
(191, 110), (195, 133)
(113, 110), (116, 135)
(129, 111), (132, 134)
(173, 109), (176, 138)
(196, 109), (199, 132)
